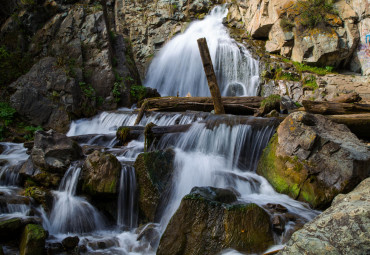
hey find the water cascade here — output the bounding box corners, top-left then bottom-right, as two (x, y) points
(47, 164), (105, 234)
(144, 5), (259, 97)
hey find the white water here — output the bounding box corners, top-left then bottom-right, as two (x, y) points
(145, 5), (259, 97)
(0, 142), (28, 186)
(46, 164), (105, 234)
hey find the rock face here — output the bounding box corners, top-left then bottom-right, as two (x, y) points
(81, 150), (121, 196)
(257, 111), (370, 209)
(279, 178), (370, 255)
(134, 149), (175, 223)
(19, 224), (47, 255)
(157, 187), (274, 255)
(10, 57), (81, 133)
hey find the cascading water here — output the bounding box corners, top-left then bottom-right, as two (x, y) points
(47, 164), (105, 234)
(144, 5), (259, 97)
(117, 165), (137, 229)
(0, 143), (28, 186)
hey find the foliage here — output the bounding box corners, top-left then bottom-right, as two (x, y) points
(280, 17), (295, 32)
(288, 0), (338, 30)
(292, 61), (334, 76)
(23, 126), (42, 140)
(274, 68), (300, 81)
(131, 85), (147, 102)
(79, 82), (96, 101)
(113, 82), (123, 102)
(261, 95), (281, 108)
(303, 75), (318, 90)
(0, 46), (33, 87)
(0, 102), (17, 140)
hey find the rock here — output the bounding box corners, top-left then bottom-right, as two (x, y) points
(279, 178), (370, 255)
(134, 149), (175, 223)
(10, 57), (81, 133)
(189, 186), (238, 204)
(157, 188), (274, 255)
(136, 223), (161, 248)
(62, 236), (79, 250)
(31, 130), (83, 173)
(0, 245), (3, 255)
(23, 186), (53, 212)
(0, 218), (23, 241)
(257, 111), (370, 209)
(19, 224), (47, 255)
(265, 19), (294, 55)
(81, 150), (121, 196)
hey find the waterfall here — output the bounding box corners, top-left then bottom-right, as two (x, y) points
(144, 5), (259, 97)
(117, 165), (137, 229)
(0, 143), (28, 186)
(48, 164), (105, 234)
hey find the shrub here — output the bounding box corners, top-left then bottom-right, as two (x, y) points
(131, 85), (147, 102)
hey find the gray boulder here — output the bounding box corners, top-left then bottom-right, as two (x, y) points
(279, 178), (370, 255)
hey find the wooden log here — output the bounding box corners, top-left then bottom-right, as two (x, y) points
(331, 92), (362, 103)
(197, 38), (225, 114)
(137, 96), (262, 115)
(327, 113), (370, 140)
(302, 100), (370, 115)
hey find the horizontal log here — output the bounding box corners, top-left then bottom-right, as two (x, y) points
(327, 113), (370, 140)
(302, 100), (370, 115)
(331, 92), (362, 103)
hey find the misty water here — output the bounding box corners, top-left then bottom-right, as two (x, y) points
(0, 5), (320, 255)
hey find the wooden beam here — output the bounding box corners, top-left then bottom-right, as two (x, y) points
(197, 38), (225, 114)
(302, 100), (370, 115)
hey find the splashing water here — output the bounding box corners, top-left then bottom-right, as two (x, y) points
(145, 5), (259, 97)
(47, 164), (105, 234)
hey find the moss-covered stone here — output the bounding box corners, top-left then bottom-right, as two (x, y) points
(134, 149), (175, 223)
(0, 218), (23, 241)
(257, 112), (370, 209)
(144, 122), (157, 152)
(116, 127), (130, 145)
(157, 191), (273, 255)
(19, 224), (47, 255)
(23, 186), (53, 212)
(81, 150), (121, 196)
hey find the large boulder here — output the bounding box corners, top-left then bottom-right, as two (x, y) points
(157, 187), (274, 255)
(19, 224), (47, 255)
(81, 150), (121, 197)
(31, 130), (83, 173)
(134, 149), (175, 223)
(279, 178), (370, 254)
(0, 217), (41, 242)
(257, 111), (370, 209)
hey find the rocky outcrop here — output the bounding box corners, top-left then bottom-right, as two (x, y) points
(157, 186), (274, 255)
(134, 149), (175, 223)
(81, 150), (121, 197)
(0, 217), (41, 242)
(10, 57), (81, 133)
(257, 111), (370, 209)
(279, 178), (370, 254)
(19, 224), (47, 255)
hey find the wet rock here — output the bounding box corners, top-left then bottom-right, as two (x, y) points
(62, 236), (79, 250)
(134, 149), (175, 223)
(189, 186), (238, 204)
(157, 188), (274, 255)
(272, 215), (285, 234)
(0, 246), (3, 255)
(81, 150), (121, 196)
(19, 224), (47, 255)
(136, 223), (161, 248)
(257, 111), (370, 209)
(30, 130), (83, 173)
(0, 218), (23, 241)
(279, 178), (370, 255)
(23, 186), (53, 212)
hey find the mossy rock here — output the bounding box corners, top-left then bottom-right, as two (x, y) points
(81, 150), (121, 196)
(257, 112), (370, 209)
(0, 218), (23, 241)
(157, 192), (273, 255)
(19, 224), (47, 255)
(23, 186), (53, 212)
(134, 149), (175, 223)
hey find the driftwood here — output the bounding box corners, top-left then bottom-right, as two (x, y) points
(134, 96), (262, 124)
(327, 113), (370, 140)
(302, 100), (370, 115)
(197, 37), (225, 114)
(331, 92), (362, 103)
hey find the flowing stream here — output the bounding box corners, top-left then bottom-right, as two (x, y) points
(0, 5), (320, 255)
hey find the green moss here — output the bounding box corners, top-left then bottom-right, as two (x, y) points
(19, 224), (47, 255)
(261, 95), (281, 108)
(303, 75), (318, 90)
(116, 127), (130, 144)
(144, 122), (156, 152)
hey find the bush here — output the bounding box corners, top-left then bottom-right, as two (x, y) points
(131, 85), (147, 102)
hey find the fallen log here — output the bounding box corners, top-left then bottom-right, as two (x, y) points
(116, 124), (192, 145)
(302, 100), (370, 115)
(327, 113), (370, 140)
(331, 92), (362, 103)
(134, 96), (262, 124)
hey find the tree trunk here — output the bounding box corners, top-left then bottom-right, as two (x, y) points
(331, 92), (362, 103)
(327, 113), (370, 140)
(302, 100), (370, 115)
(197, 38), (225, 114)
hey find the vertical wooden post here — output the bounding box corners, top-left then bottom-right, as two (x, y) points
(197, 38), (225, 114)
